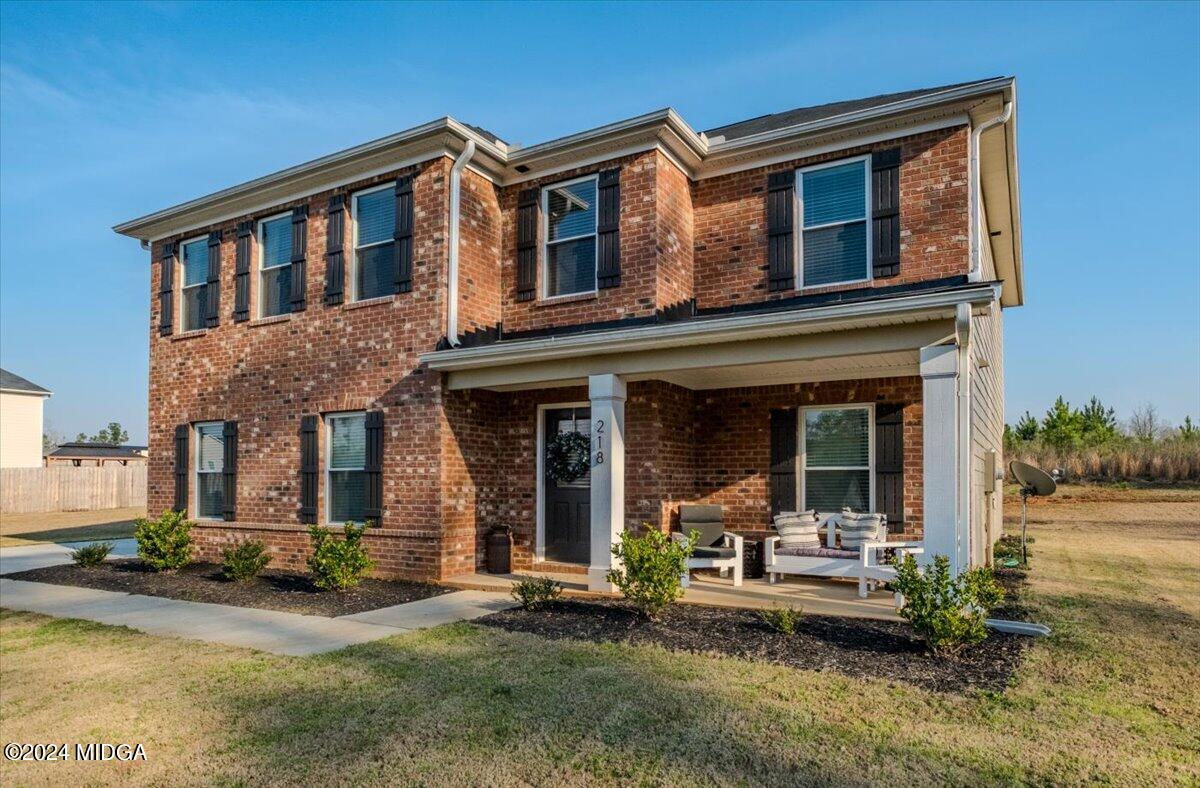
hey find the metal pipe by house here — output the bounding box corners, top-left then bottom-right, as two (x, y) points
(446, 139), (477, 347)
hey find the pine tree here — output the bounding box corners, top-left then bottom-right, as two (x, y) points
(1079, 397), (1118, 445)
(1041, 396), (1084, 449)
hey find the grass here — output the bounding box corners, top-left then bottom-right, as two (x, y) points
(0, 507), (143, 547)
(1, 494), (1198, 785)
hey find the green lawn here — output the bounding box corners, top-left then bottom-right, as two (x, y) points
(1, 496), (1197, 786)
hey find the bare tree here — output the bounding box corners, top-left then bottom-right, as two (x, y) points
(1127, 403), (1161, 442)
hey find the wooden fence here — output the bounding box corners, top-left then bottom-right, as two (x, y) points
(0, 466), (147, 514)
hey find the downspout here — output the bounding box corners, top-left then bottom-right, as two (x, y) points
(969, 102), (1012, 282)
(446, 139), (476, 347)
(955, 302), (973, 574)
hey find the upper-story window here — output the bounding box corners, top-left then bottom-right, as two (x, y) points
(258, 214), (293, 318)
(543, 175), (598, 298)
(797, 156), (870, 288)
(352, 184), (395, 301)
(180, 236), (209, 331)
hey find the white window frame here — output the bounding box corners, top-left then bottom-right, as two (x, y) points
(541, 174), (599, 299)
(179, 234), (209, 331)
(795, 154), (873, 290)
(193, 421), (224, 521)
(349, 183), (395, 303)
(797, 403), (875, 513)
(256, 211), (293, 319)
(325, 410), (366, 526)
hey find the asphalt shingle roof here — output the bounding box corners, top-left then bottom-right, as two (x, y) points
(0, 368), (50, 394)
(48, 443), (148, 459)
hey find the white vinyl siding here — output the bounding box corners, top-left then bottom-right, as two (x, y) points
(542, 175), (598, 298)
(970, 302), (1005, 564)
(799, 405), (874, 513)
(797, 156), (871, 288)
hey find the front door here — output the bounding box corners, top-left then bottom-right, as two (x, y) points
(543, 407), (590, 564)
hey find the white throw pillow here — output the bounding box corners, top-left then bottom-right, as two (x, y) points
(774, 510), (820, 549)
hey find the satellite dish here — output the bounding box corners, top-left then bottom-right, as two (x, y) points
(1010, 461), (1057, 497)
(1008, 460), (1057, 565)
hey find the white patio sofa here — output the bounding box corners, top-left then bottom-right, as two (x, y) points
(674, 504), (743, 587)
(764, 512), (923, 598)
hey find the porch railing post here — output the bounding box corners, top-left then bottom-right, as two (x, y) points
(920, 344), (963, 575)
(587, 373), (626, 592)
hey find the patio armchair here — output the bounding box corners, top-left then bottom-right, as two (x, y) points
(674, 504), (743, 587)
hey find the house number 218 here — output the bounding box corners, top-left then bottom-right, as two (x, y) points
(593, 419), (605, 466)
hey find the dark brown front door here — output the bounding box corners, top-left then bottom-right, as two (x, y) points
(543, 407), (590, 564)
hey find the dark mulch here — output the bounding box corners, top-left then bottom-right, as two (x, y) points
(4, 559), (451, 617)
(476, 599), (1032, 694)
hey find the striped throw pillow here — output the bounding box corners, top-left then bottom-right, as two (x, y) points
(839, 510), (885, 550)
(774, 510), (820, 549)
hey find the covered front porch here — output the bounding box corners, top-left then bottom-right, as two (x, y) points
(427, 283), (998, 599)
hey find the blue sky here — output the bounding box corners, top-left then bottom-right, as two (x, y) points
(1, 1), (1197, 443)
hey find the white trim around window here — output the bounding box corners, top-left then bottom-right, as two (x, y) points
(541, 174), (599, 300)
(324, 410), (367, 526)
(256, 211), (293, 319)
(179, 234), (208, 332)
(349, 182), (395, 303)
(797, 403), (875, 514)
(795, 154), (872, 291)
(193, 421), (224, 521)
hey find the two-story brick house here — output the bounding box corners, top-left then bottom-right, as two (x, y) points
(116, 77), (1022, 591)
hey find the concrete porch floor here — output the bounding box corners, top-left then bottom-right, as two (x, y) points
(444, 569), (901, 621)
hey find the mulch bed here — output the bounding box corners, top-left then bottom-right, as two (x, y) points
(4, 559), (451, 617)
(476, 599), (1032, 694)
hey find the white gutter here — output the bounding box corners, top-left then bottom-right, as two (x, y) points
(446, 140), (476, 347)
(968, 101), (1013, 281)
(955, 302), (973, 574)
(422, 282), (1000, 370)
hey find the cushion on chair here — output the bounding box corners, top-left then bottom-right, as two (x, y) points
(680, 504), (724, 547)
(691, 545), (737, 560)
(773, 510), (820, 549)
(774, 546), (860, 559)
(838, 510), (885, 549)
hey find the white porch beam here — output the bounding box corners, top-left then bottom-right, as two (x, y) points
(587, 374), (626, 592)
(920, 343), (963, 574)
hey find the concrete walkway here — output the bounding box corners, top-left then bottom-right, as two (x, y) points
(0, 538), (137, 575)
(0, 541), (517, 656)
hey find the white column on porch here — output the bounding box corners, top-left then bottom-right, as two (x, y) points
(920, 344), (964, 575)
(587, 373), (626, 592)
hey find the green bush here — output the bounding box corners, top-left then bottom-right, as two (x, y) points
(758, 605), (803, 635)
(892, 554), (1004, 657)
(606, 527), (697, 620)
(71, 541), (113, 568)
(134, 510), (194, 572)
(306, 523), (375, 591)
(510, 577), (563, 610)
(222, 539), (271, 582)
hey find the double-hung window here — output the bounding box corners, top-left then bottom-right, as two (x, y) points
(327, 412), (367, 524)
(258, 214), (293, 317)
(352, 185), (395, 301)
(797, 156), (870, 287)
(180, 236), (209, 331)
(800, 405), (873, 513)
(195, 422), (225, 520)
(543, 175), (597, 298)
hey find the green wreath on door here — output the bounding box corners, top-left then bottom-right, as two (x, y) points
(545, 431), (591, 483)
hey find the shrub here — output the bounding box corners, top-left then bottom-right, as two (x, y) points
(306, 523), (375, 591)
(510, 577), (563, 610)
(71, 541), (113, 568)
(892, 554), (1004, 657)
(606, 527), (697, 620)
(758, 605), (803, 635)
(222, 539), (271, 582)
(134, 510), (194, 572)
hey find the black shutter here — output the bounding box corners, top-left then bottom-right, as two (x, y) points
(767, 171), (795, 291)
(222, 420), (238, 521)
(299, 415), (318, 524)
(516, 187), (538, 301)
(324, 194), (346, 305)
(159, 242), (175, 336)
(769, 408), (798, 516)
(204, 230), (222, 328)
(875, 404), (904, 531)
(394, 175), (414, 294)
(234, 221), (252, 322)
(596, 168), (621, 289)
(872, 148), (901, 279)
(173, 424), (189, 512)
(290, 205), (308, 311)
(364, 410), (383, 524)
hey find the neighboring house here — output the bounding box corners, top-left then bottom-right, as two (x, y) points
(44, 443), (149, 467)
(115, 77), (1021, 589)
(0, 368), (51, 468)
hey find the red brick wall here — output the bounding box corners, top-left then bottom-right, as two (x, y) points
(692, 126), (969, 310)
(456, 168), (502, 335)
(654, 153), (694, 309)
(148, 156), (456, 580)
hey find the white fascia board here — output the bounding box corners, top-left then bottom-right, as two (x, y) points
(421, 283), (1000, 371)
(506, 108), (707, 166)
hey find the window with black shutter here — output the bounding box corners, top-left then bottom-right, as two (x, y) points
(871, 148), (901, 278)
(159, 242), (176, 335)
(351, 183), (398, 301)
(769, 409), (798, 516)
(874, 404), (904, 531)
(180, 236), (209, 332)
(299, 415), (318, 524)
(767, 172), (795, 291)
(596, 168), (621, 289)
(289, 205), (308, 311)
(324, 194), (346, 305)
(233, 221), (252, 321)
(394, 175), (413, 294)
(204, 230), (221, 328)
(173, 424), (189, 512)
(516, 187), (538, 301)
(542, 175), (599, 298)
(259, 212), (295, 318)
(222, 420), (238, 521)
(364, 410), (383, 524)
